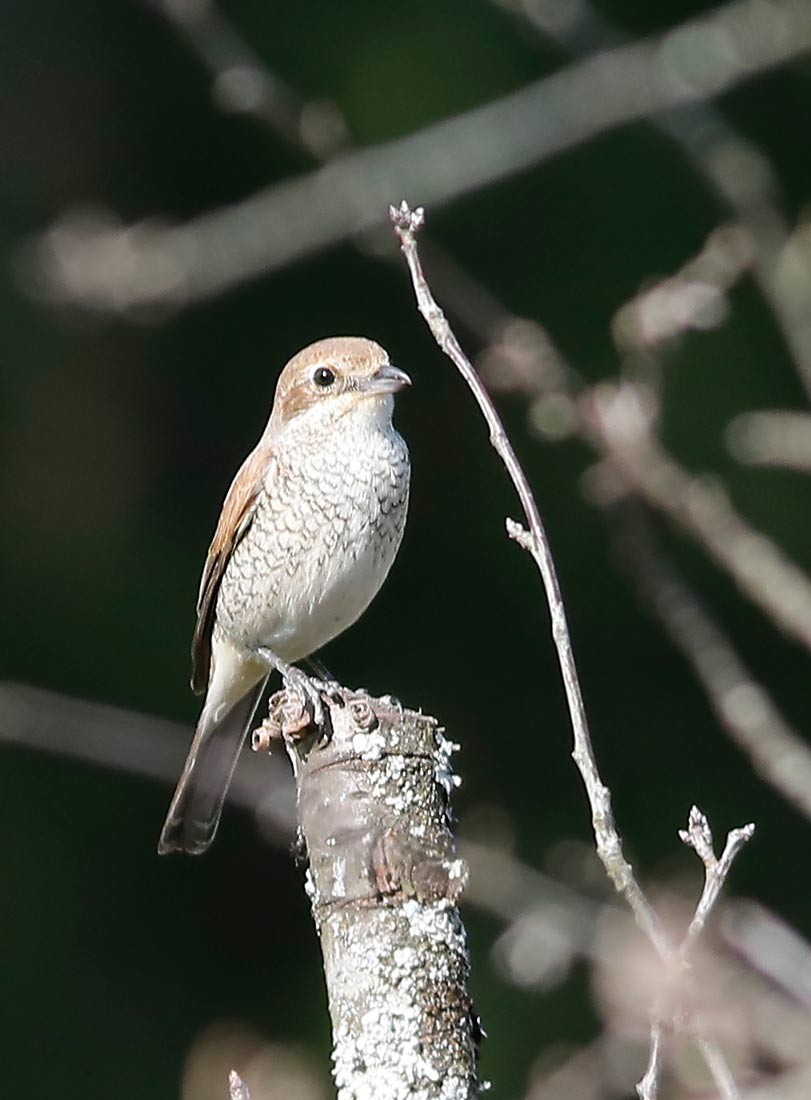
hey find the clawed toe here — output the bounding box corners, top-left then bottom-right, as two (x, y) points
(286, 671), (325, 727)
(255, 647), (347, 730)
(314, 678), (345, 706)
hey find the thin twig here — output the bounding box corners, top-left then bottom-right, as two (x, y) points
(636, 1019), (663, 1100)
(696, 1035), (743, 1100)
(394, 208), (811, 824)
(391, 198), (670, 957)
(635, 809), (753, 1100)
(391, 202), (753, 1100)
(638, 808), (754, 1100)
(679, 806), (755, 959)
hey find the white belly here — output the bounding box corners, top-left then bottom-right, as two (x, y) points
(266, 523), (400, 660)
(216, 411), (409, 664)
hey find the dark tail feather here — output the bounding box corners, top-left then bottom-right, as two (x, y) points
(158, 677), (269, 855)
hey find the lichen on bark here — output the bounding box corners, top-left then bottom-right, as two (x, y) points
(259, 689), (480, 1100)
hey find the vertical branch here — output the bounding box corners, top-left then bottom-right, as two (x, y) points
(636, 1021), (663, 1100)
(256, 689), (480, 1100)
(390, 200), (670, 960)
(390, 202), (753, 1099)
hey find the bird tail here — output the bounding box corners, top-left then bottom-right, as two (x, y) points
(158, 676), (269, 855)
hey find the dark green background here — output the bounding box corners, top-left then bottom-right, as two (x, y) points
(2, 2), (810, 1097)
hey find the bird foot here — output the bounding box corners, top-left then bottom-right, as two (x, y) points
(255, 647), (344, 731)
(309, 677), (345, 706)
(281, 666), (327, 728)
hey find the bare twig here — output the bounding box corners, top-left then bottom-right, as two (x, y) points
(21, 0), (811, 310)
(679, 806), (755, 958)
(695, 1035), (743, 1100)
(636, 1020), (663, 1100)
(391, 202), (754, 1100)
(390, 199), (670, 960)
(636, 809), (753, 1100)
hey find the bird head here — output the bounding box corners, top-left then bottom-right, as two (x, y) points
(270, 336), (411, 433)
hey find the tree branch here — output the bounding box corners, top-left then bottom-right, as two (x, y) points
(391, 201), (754, 1100)
(254, 687), (480, 1100)
(391, 199), (670, 960)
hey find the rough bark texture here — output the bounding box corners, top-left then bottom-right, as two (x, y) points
(262, 690), (480, 1100)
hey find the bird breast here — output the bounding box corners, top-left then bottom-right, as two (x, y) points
(216, 411), (410, 662)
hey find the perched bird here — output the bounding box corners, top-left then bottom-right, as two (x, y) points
(159, 336), (411, 855)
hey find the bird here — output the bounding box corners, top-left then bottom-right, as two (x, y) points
(158, 336), (411, 855)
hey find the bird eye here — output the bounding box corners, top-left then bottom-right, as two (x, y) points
(313, 367), (336, 388)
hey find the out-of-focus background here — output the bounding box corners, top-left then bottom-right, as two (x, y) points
(3, 1), (811, 1097)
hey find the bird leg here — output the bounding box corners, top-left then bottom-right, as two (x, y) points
(256, 647), (335, 728)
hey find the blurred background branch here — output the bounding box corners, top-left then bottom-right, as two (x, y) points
(17, 0), (811, 311)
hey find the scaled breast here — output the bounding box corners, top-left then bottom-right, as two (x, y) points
(216, 417), (410, 658)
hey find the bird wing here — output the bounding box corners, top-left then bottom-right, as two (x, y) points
(190, 444), (272, 695)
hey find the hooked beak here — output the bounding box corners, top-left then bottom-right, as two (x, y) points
(364, 363), (412, 395)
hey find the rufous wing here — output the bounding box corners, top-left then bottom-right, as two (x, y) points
(190, 444), (272, 695)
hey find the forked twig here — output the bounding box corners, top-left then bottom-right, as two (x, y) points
(679, 806), (755, 959)
(391, 200), (753, 1099)
(638, 808), (754, 1099)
